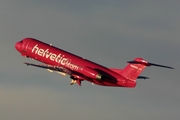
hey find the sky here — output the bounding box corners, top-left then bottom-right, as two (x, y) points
(0, 0), (180, 120)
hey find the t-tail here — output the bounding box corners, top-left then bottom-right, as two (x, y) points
(120, 58), (174, 81)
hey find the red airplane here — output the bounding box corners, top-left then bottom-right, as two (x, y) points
(15, 38), (174, 87)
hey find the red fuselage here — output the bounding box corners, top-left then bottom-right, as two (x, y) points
(15, 38), (136, 87)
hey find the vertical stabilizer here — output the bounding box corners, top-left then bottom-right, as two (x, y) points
(120, 58), (148, 80)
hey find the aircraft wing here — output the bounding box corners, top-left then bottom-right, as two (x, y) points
(24, 62), (72, 75)
(24, 62), (86, 86)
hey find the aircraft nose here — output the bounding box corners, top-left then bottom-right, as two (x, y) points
(15, 42), (21, 52)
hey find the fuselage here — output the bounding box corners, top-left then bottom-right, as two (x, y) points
(15, 38), (136, 87)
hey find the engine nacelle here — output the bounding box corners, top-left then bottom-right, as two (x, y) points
(82, 66), (103, 80)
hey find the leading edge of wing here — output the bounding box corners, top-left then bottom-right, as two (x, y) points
(24, 62), (72, 74)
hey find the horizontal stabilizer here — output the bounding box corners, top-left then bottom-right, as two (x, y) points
(137, 76), (149, 80)
(128, 60), (174, 69)
(147, 62), (174, 69)
(121, 58), (173, 81)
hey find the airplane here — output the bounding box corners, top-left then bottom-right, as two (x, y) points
(15, 38), (174, 87)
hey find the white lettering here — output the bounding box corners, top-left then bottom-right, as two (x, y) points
(130, 64), (139, 69)
(50, 54), (57, 61)
(61, 58), (68, 65)
(45, 51), (52, 59)
(32, 44), (39, 54)
(31, 44), (80, 71)
(58, 55), (64, 63)
(38, 49), (44, 56)
(55, 54), (61, 62)
(130, 64), (143, 70)
(43, 49), (49, 57)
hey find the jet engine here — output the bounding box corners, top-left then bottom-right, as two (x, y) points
(82, 66), (103, 80)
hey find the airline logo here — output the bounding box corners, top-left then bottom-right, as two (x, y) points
(31, 44), (81, 71)
(130, 64), (143, 71)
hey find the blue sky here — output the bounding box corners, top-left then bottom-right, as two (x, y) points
(0, 0), (180, 120)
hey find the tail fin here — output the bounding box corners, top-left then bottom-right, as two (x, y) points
(120, 58), (148, 80)
(120, 57), (174, 80)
